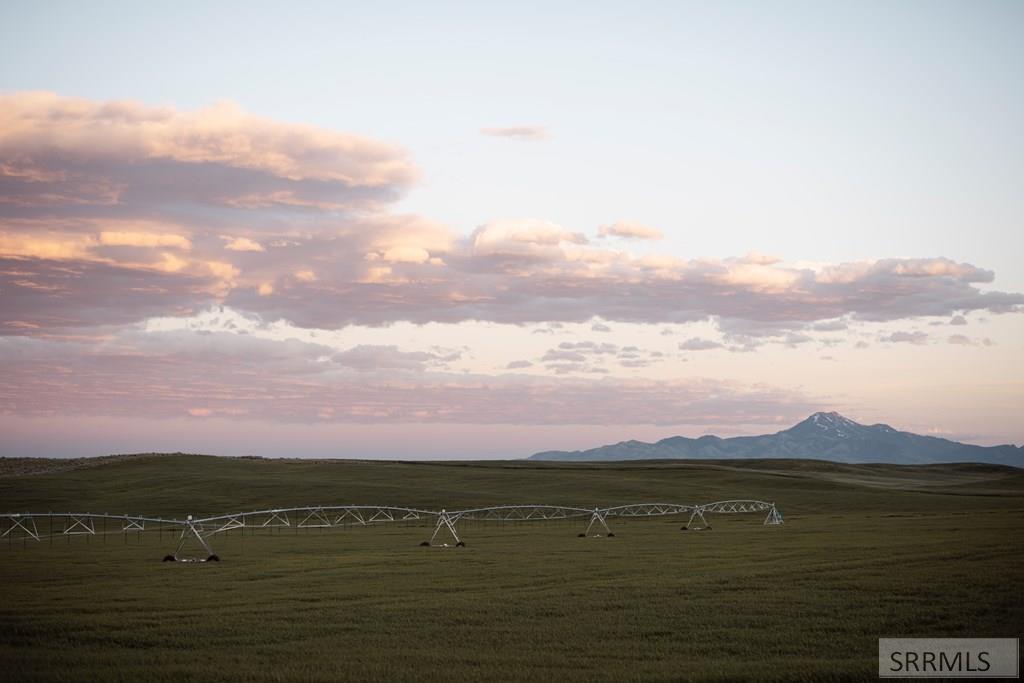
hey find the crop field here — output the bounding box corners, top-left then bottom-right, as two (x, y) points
(1, 455), (1022, 682)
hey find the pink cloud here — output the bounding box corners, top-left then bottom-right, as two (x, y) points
(480, 125), (548, 140)
(0, 257), (216, 335)
(597, 221), (663, 240)
(0, 92), (416, 200)
(0, 330), (820, 426)
(0, 92), (1021, 341)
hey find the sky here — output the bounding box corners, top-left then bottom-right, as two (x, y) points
(0, 1), (1021, 458)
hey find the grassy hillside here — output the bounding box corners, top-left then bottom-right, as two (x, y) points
(2, 456), (1022, 682)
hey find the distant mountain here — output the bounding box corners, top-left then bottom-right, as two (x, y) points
(529, 412), (1024, 465)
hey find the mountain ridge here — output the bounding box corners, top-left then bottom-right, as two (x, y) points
(528, 412), (1023, 465)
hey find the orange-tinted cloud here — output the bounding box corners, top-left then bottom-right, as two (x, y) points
(0, 92), (416, 210)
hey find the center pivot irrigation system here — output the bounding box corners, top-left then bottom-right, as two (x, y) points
(1, 500), (783, 562)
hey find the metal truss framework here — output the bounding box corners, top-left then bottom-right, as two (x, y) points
(1, 500), (783, 561)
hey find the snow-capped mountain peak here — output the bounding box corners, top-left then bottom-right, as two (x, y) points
(789, 411), (866, 438)
(812, 411), (859, 429)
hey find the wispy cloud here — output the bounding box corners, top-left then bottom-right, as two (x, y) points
(222, 236), (265, 252)
(480, 125), (548, 140)
(678, 337), (724, 351)
(880, 330), (929, 345)
(947, 334), (994, 347)
(597, 221), (663, 240)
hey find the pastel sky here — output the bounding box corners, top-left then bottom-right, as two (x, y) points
(1, 1), (1022, 458)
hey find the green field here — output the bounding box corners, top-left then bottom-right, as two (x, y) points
(1, 455), (1022, 682)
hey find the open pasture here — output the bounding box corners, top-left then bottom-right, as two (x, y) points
(1, 456), (1022, 682)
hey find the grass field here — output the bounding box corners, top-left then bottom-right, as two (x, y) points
(1, 455), (1022, 682)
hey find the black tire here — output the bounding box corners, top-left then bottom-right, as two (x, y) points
(455, 541), (466, 547)
(207, 554), (220, 562)
(162, 554), (176, 562)
(577, 533), (586, 538)
(419, 541), (431, 547)
(680, 526), (688, 531)
(607, 532), (616, 538)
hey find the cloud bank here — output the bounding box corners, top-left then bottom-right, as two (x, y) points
(0, 330), (818, 426)
(0, 92), (1019, 445)
(2, 93), (1021, 340)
